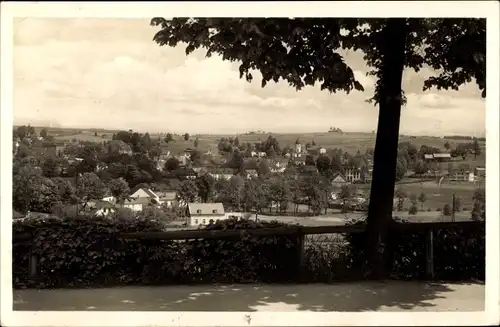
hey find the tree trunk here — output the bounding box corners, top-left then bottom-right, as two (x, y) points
(365, 19), (408, 280)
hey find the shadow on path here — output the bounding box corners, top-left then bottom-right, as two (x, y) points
(13, 281), (484, 312)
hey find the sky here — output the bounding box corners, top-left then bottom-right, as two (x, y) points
(13, 18), (486, 136)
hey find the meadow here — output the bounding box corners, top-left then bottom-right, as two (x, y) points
(44, 126), (485, 160)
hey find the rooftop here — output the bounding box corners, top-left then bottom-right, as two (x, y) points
(188, 202), (225, 216)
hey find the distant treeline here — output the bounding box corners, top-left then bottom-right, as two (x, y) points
(444, 135), (486, 141)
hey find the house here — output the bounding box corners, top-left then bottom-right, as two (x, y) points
(175, 167), (198, 180)
(449, 170), (476, 182)
(89, 201), (116, 217)
(121, 197), (155, 212)
(269, 160), (287, 173)
(156, 190), (178, 208)
(432, 153), (452, 162)
(102, 195), (116, 204)
(192, 167), (207, 175)
(331, 172), (349, 187)
(475, 167), (486, 178)
(209, 168), (235, 181)
(258, 152), (267, 158)
(107, 140), (133, 155)
(175, 154), (189, 166)
(244, 169), (258, 179)
(319, 147), (327, 154)
(295, 143), (303, 154)
(425, 153), (452, 162)
(130, 188), (161, 204)
(292, 156), (306, 166)
(343, 166), (362, 183)
(96, 163), (108, 172)
(186, 202), (226, 227)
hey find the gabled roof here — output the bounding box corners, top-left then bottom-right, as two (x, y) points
(331, 172), (348, 183)
(188, 202), (225, 216)
(143, 188), (158, 198)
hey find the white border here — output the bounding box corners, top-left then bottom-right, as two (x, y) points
(1, 1), (499, 326)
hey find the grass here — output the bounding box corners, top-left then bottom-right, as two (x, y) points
(395, 181), (479, 211)
(43, 127), (485, 168)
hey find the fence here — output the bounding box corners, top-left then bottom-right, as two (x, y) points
(14, 219), (485, 287)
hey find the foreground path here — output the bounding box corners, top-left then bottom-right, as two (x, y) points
(13, 281), (484, 312)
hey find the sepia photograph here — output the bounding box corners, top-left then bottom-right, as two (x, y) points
(1, 2), (499, 327)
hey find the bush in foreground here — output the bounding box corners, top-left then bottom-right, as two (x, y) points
(12, 216), (485, 288)
(345, 218), (485, 281)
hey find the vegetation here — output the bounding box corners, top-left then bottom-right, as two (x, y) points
(12, 216), (485, 289)
(150, 17), (485, 279)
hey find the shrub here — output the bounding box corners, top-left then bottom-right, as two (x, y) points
(426, 208), (432, 212)
(436, 207), (442, 212)
(12, 216), (300, 289)
(408, 204), (418, 215)
(345, 218), (485, 281)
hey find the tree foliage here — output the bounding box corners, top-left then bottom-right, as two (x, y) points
(150, 17), (485, 279)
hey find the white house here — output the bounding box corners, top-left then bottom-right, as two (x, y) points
(343, 167), (361, 183)
(102, 195), (116, 204)
(295, 143), (302, 154)
(331, 172), (349, 188)
(130, 188), (161, 205)
(186, 202), (226, 227)
(121, 197), (153, 212)
(209, 168), (234, 181)
(156, 190), (178, 208)
(319, 147), (327, 154)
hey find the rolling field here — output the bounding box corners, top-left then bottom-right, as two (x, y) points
(39, 126), (485, 162)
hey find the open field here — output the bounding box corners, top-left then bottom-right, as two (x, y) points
(258, 209), (471, 226)
(36, 126), (485, 159)
(396, 181), (479, 210)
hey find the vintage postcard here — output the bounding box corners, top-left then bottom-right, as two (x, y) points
(1, 1), (499, 327)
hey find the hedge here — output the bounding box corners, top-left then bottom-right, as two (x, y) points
(13, 217), (300, 288)
(12, 216), (484, 289)
(345, 218), (485, 281)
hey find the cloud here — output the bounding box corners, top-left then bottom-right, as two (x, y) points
(12, 18), (485, 136)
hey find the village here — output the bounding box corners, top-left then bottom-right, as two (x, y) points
(13, 126), (486, 227)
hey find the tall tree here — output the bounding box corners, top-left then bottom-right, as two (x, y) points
(184, 133), (190, 141)
(151, 17), (485, 279)
(178, 179), (199, 204)
(108, 177), (131, 204)
(40, 128), (48, 139)
(76, 172), (107, 206)
(196, 174), (215, 202)
(316, 154), (332, 177)
(472, 138), (481, 159)
(165, 133), (174, 143)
